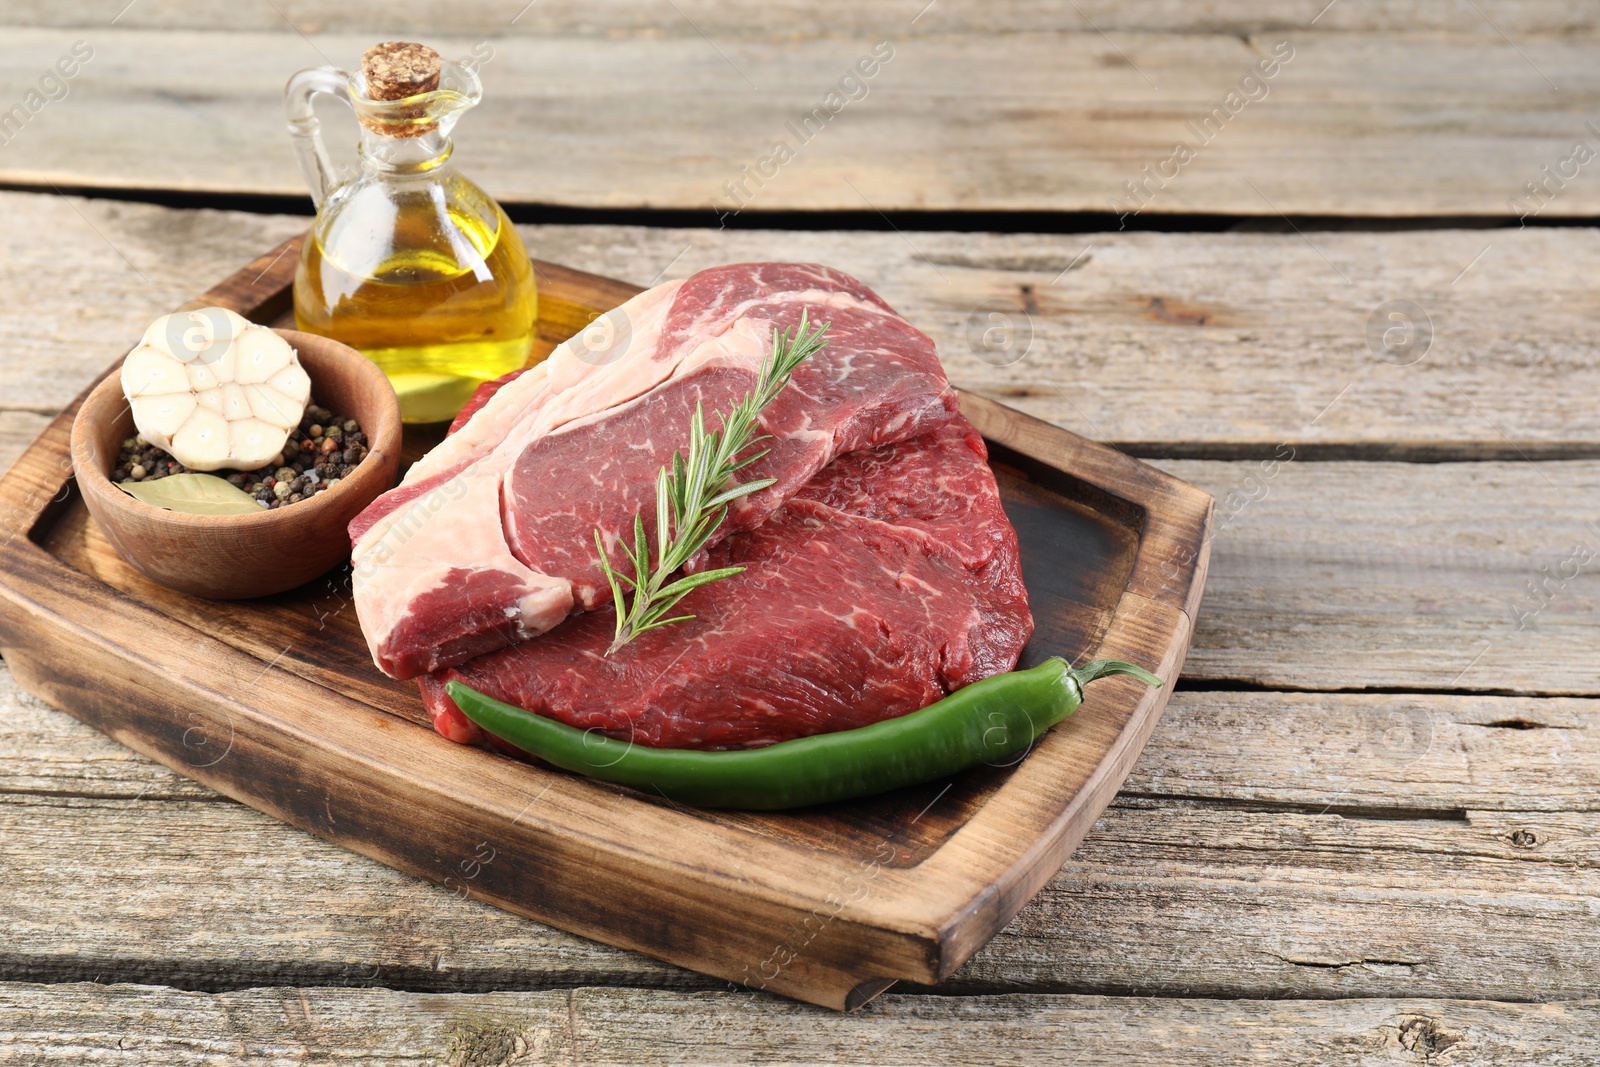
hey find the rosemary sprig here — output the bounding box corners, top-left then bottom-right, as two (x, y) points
(595, 312), (831, 654)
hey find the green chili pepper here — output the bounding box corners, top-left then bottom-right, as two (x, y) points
(447, 657), (1161, 811)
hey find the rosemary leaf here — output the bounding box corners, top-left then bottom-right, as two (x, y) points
(596, 312), (830, 654)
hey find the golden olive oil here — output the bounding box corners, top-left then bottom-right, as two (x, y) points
(294, 178), (538, 424)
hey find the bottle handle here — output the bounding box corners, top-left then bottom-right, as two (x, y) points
(284, 67), (354, 207)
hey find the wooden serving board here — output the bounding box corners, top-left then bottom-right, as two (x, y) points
(0, 238), (1213, 1011)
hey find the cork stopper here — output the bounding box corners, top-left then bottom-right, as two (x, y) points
(358, 41), (442, 136)
(362, 42), (441, 99)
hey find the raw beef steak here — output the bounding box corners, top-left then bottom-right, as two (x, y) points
(418, 419), (1034, 751)
(350, 263), (958, 679)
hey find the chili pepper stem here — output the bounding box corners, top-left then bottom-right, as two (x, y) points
(1068, 659), (1164, 689)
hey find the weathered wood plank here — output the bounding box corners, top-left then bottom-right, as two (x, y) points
(6, 668), (1599, 1000)
(0, 669), (217, 800)
(11, 0), (1600, 36)
(0, 195), (304, 414)
(0, 412), (49, 476)
(1159, 459), (1600, 693)
(1128, 691), (1600, 814)
(0, 788), (681, 991)
(951, 803), (1600, 999)
(4, 983), (1598, 1067)
(3, 28), (1599, 215)
(527, 222), (1600, 455)
(4, 192), (1598, 456)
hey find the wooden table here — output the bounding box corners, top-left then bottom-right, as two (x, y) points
(4, 3), (1599, 1062)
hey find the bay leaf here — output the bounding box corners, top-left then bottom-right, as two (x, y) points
(117, 472), (265, 516)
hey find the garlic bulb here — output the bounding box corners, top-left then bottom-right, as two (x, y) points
(121, 308), (311, 472)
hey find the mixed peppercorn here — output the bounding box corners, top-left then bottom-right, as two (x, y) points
(112, 401), (368, 509)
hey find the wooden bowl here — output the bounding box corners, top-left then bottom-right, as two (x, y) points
(69, 329), (401, 599)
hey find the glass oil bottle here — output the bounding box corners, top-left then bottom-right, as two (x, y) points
(285, 43), (537, 423)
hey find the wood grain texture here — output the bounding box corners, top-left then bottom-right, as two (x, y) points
(426, 222), (1600, 458)
(5, 193), (1599, 456)
(1127, 690), (1600, 814)
(6, 671), (1599, 1002)
(1158, 459), (1600, 693)
(4, 28), (1600, 215)
(12, 0), (1600, 36)
(3, 983), (1598, 1066)
(0, 12), (1591, 1050)
(0, 195), (305, 414)
(952, 800), (1600, 999)
(10, 782), (1600, 1001)
(0, 412), (50, 474)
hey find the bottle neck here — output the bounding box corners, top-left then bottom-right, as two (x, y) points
(357, 128), (454, 177)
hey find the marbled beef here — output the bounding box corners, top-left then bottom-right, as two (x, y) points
(349, 263), (958, 679)
(419, 419), (1033, 750)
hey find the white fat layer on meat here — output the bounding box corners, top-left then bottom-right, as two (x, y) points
(350, 459), (572, 671)
(353, 281), (687, 564)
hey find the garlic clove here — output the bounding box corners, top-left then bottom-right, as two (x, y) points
(218, 382), (252, 420)
(122, 344), (187, 399)
(169, 406), (233, 470)
(187, 361), (222, 392)
(128, 392), (197, 439)
(229, 418), (291, 469)
(203, 336), (238, 383)
(248, 384), (302, 429)
(266, 361), (312, 399)
(235, 328), (293, 385)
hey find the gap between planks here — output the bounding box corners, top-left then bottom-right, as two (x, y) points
(10, 409), (1600, 468)
(11, 180), (1600, 238)
(5, 192), (1600, 458)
